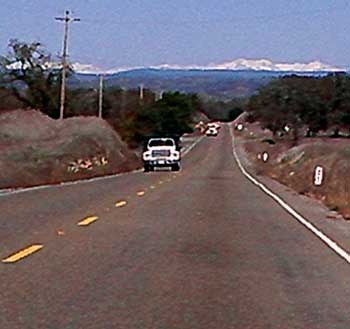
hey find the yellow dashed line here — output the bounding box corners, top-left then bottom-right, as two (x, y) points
(115, 200), (127, 208)
(158, 181), (163, 185)
(137, 191), (145, 196)
(77, 216), (98, 226)
(150, 185), (156, 189)
(2, 244), (43, 263)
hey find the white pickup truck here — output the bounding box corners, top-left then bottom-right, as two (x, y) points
(142, 137), (181, 172)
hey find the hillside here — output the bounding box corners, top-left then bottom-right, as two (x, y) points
(0, 110), (141, 190)
(233, 117), (350, 219)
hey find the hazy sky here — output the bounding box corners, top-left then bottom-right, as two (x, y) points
(1, 0), (349, 70)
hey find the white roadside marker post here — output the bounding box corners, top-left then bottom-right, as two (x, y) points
(314, 165), (324, 186)
(237, 124), (244, 131)
(262, 152), (269, 162)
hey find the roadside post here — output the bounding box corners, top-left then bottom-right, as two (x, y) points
(262, 152), (269, 162)
(313, 165), (324, 186)
(237, 123), (244, 131)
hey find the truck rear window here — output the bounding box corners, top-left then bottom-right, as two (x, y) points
(148, 139), (174, 147)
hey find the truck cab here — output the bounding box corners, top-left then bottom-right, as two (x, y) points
(142, 137), (181, 172)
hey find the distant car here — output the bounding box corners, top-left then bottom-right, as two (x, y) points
(205, 127), (218, 136)
(207, 122), (221, 130)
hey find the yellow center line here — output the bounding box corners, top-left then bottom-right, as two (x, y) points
(115, 200), (127, 208)
(158, 180), (163, 185)
(150, 185), (156, 189)
(2, 244), (44, 263)
(77, 216), (98, 226)
(137, 191), (146, 196)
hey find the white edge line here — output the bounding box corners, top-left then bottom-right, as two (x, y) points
(0, 169), (143, 197)
(229, 125), (350, 265)
(0, 135), (205, 197)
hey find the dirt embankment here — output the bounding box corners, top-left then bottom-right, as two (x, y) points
(233, 119), (350, 219)
(0, 110), (142, 189)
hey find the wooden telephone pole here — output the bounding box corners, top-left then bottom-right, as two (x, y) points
(55, 10), (80, 120)
(139, 83), (144, 102)
(98, 74), (104, 118)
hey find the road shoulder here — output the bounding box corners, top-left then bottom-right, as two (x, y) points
(230, 124), (350, 264)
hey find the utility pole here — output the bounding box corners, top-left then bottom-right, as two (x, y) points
(98, 74), (104, 118)
(139, 83), (144, 102)
(121, 88), (126, 112)
(55, 10), (80, 120)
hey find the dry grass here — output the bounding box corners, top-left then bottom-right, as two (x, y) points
(235, 120), (350, 219)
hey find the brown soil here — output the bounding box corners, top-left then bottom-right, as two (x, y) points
(233, 118), (350, 219)
(0, 109), (141, 189)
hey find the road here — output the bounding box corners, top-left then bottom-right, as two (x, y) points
(1, 124), (350, 329)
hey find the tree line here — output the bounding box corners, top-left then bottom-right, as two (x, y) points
(0, 39), (245, 148)
(246, 74), (350, 139)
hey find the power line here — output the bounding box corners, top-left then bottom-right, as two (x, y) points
(55, 10), (80, 120)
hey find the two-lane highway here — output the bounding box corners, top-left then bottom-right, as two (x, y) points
(1, 125), (350, 328)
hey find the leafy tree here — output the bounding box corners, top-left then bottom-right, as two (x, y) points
(128, 92), (195, 145)
(0, 86), (24, 111)
(65, 88), (98, 117)
(246, 81), (288, 136)
(0, 39), (62, 118)
(246, 75), (334, 139)
(102, 87), (156, 143)
(227, 107), (243, 121)
(200, 97), (246, 121)
(328, 73), (350, 135)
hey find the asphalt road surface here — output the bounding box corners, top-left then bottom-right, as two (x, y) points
(1, 125), (350, 329)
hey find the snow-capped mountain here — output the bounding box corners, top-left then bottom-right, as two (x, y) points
(73, 58), (344, 74)
(210, 58), (342, 72)
(69, 59), (347, 100)
(71, 63), (102, 74)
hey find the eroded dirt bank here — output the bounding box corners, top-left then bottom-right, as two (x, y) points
(0, 110), (141, 189)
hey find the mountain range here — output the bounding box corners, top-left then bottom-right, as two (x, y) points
(72, 58), (344, 74)
(69, 59), (346, 100)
